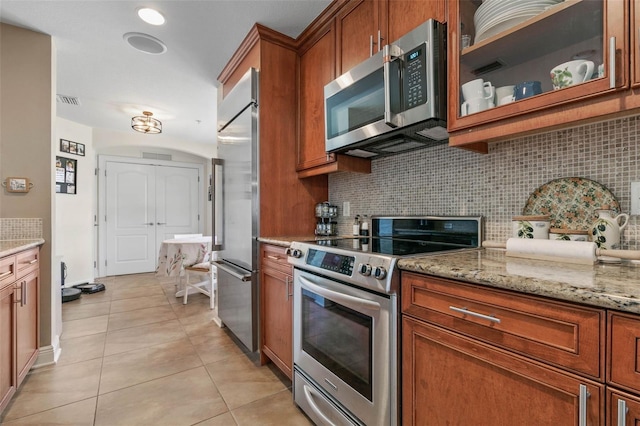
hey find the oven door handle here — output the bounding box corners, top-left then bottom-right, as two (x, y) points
(299, 276), (381, 312)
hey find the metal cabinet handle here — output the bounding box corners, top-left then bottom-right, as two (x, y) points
(211, 158), (223, 251)
(0, 271), (12, 279)
(377, 30), (383, 52)
(370, 34), (374, 57)
(267, 255), (281, 261)
(23, 281), (27, 307)
(579, 384), (589, 426)
(28, 259), (38, 264)
(610, 36), (616, 88)
(449, 306), (501, 323)
(618, 398), (628, 426)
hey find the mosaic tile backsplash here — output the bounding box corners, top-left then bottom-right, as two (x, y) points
(329, 114), (640, 248)
(0, 218), (43, 240)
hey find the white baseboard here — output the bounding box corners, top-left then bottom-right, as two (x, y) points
(33, 335), (62, 368)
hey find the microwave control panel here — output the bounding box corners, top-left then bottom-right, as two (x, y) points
(403, 45), (427, 109)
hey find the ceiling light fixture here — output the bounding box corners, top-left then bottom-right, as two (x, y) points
(131, 111), (162, 134)
(137, 8), (165, 25)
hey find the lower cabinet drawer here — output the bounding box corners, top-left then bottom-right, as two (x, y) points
(608, 388), (640, 426)
(401, 272), (605, 379)
(261, 244), (292, 275)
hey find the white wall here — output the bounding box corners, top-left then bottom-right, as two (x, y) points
(55, 118), (95, 285)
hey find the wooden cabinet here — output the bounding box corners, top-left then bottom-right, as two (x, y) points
(383, 0), (447, 45)
(632, 0), (640, 88)
(607, 311), (640, 426)
(217, 24), (328, 237)
(0, 246), (39, 414)
(259, 244), (293, 379)
(403, 316), (604, 425)
(402, 272), (606, 424)
(296, 20), (372, 178)
(335, 0), (380, 74)
(447, 0), (633, 151)
(0, 282), (16, 414)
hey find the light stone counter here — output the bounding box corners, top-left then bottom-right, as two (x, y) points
(398, 248), (640, 314)
(0, 239), (45, 258)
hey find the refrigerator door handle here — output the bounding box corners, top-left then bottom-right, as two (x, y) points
(214, 260), (251, 281)
(211, 158), (224, 251)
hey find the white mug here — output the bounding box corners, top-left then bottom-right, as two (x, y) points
(495, 85), (515, 101)
(461, 78), (493, 101)
(498, 95), (515, 106)
(550, 60), (595, 89)
(461, 97), (490, 116)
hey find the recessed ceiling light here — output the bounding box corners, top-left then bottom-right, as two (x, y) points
(137, 8), (165, 25)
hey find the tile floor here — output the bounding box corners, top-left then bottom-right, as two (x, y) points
(0, 273), (313, 425)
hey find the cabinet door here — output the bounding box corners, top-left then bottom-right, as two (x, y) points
(335, 0), (380, 74)
(260, 267), (292, 379)
(448, 0), (627, 133)
(15, 270), (38, 387)
(608, 312), (640, 394)
(382, 0), (447, 44)
(0, 284), (16, 414)
(632, 0), (640, 88)
(298, 23), (337, 171)
(608, 388), (640, 426)
(403, 316), (604, 426)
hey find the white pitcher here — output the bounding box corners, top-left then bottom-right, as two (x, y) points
(590, 209), (629, 250)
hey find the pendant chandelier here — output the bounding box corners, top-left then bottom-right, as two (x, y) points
(131, 111), (162, 134)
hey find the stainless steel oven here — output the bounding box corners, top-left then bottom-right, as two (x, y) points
(288, 216), (483, 425)
(293, 268), (396, 426)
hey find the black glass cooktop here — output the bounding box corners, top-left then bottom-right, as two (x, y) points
(309, 216), (481, 257)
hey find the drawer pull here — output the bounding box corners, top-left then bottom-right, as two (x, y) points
(617, 398), (628, 426)
(0, 271), (12, 279)
(579, 384), (589, 426)
(609, 36), (616, 88)
(28, 259), (38, 264)
(449, 306), (501, 323)
(267, 255), (281, 261)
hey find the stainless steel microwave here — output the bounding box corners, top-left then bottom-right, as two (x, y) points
(324, 19), (447, 159)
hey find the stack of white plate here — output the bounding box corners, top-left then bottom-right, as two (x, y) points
(474, 0), (564, 44)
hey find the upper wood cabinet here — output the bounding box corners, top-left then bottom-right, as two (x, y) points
(447, 0), (634, 150)
(295, 0), (446, 177)
(632, 0), (640, 88)
(335, 0), (447, 75)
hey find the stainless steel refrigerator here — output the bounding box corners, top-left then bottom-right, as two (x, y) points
(212, 68), (259, 352)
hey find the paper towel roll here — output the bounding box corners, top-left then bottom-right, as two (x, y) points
(505, 238), (598, 264)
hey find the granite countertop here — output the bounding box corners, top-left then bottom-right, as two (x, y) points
(399, 248), (640, 314)
(0, 239), (45, 258)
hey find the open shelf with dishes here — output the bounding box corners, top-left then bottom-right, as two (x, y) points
(448, 0), (626, 137)
(461, 0), (602, 76)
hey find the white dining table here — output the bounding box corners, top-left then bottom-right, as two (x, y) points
(156, 235), (212, 278)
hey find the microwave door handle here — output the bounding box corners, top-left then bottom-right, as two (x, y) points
(211, 158), (224, 251)
(383, 44), (403, 128)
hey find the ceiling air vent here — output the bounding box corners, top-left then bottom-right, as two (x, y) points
(56, 94), (81, 106)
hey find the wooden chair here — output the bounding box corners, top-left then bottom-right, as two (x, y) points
(183, 260), (215, 310)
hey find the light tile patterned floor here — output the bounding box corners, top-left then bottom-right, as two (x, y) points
(0, 273), (312, 425)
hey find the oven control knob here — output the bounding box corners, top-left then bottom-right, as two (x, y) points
(358, 263), (372, 276)
(373, 266), (387, 280)
(287, 248), (303, 258)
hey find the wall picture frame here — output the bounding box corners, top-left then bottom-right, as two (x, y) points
(60, 139), (85, 156)
(4, 177), (31, 193)
(55, 156), (77, 194)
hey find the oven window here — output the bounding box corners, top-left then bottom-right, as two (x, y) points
(301, 288), (373, 400)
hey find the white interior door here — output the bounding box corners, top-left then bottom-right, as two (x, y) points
(155, 166), (200, 243)
(103, 161), (202, 276)
(106, 162), (156, 275)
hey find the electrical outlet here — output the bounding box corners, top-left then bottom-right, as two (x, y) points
(631, 182), (640, 215)
(343, 201), (351, 217)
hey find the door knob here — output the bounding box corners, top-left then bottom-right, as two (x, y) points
(157, 222), (166, 225)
